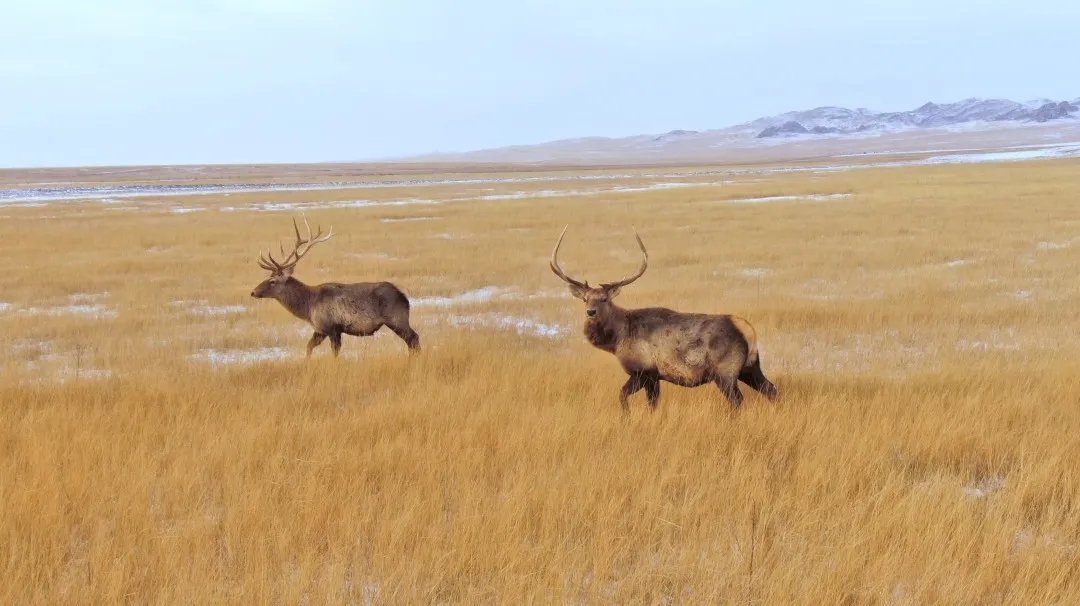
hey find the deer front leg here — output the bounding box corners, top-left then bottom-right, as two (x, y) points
(329, 332), (343, 357)
(643, 373), (661, 410)
(619, 373), (646, 413)
(306, 332), (327, 357)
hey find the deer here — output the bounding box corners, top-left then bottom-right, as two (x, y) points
(250, 217), (420, 357)
(550, 226), (778, 412)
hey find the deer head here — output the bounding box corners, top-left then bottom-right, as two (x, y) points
(550, 225), (648, 319)
(251, 216), (334, 298)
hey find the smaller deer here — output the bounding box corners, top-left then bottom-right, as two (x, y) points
(251, 217), (420, 357)
(551, 226), (777, 411)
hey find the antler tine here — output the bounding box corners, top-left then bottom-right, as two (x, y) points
(549, 225), (588, 288)
(600, 228), (648, 289)
(258, 249), (284, 272)
(293, 216), (305, 246)
(290, 214), (334, 264)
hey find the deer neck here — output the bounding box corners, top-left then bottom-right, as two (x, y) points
(274, 277), (317, 321)
(584, 304), (627, 353)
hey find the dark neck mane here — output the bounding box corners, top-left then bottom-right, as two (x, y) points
(274, 277), (316, 321)
(584, 305), (626, 353)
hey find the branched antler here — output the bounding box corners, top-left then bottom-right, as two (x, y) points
(258, 215), (334, 273)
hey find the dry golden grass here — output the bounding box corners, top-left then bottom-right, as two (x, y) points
(2, 159), (1080, 603)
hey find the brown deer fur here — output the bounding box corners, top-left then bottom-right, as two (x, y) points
(550, 227), (777, 411)
(251, 218), (420, 357)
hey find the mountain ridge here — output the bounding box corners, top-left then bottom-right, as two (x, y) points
(749, 97), (1079, 138)
(404, 95), (1080, 163)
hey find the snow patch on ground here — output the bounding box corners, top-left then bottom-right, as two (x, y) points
(963, 475), (1006, 499)
(69, 292), (110, 303)
(0, 302), (12, 312)
(448, 313), (566, 338)
(728, 193), (852, 204)
(941, 259), (972, 268)
(412, 287), (510, 307)
(0, 170), (744, 205)
(19, 293), (117, 319)
(381, 216), (437, 223)
(221, 198), (440, 212)
(171, 300), (248, 316)
(734, 268), (770, 278)
(923, 143), (1080, 164)
(412, 286), (560, 308)
(190, 347), (292, 365)
(26, 363), (114, 383)
(346, 252), (396, 261)
(957, 328), (1021, 352)
(1036, 240), (1070, 251)
(170, 207), (205, 214)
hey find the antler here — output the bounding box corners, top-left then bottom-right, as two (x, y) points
(550, 225), (589, 288)
(257, 215), (334, 273)
(599, 228), (648, 289)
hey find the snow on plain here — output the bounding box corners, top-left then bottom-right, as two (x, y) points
(474, 181), (730, 201)
(412, 286), (562, 308)
(921, 143), (1080, 164)
(0, 171), (735, 205)
(942, 259), (973, 268)
(411, 286), (567, 337)
(190, 347), (292, 365)
(171, 300), (248, 316)
(447, 313), (566, 338)
(381, 216), (437, 223)
(728, 193), (852, 204)
(412, 286), (512, 307)
(17, 293), (117, 319)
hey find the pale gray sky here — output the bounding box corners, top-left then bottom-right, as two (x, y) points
(3, 0), (1078, 167)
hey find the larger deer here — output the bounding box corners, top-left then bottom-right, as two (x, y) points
(251, 217), (420, 356)
(550, 227), (777, 411)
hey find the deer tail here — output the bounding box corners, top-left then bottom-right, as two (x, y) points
(729, 316), (759, 368)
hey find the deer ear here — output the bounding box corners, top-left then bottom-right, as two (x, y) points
(568, 283), (588, 300)
(604, 285), (622, 299)
(279, 265), (294, 279)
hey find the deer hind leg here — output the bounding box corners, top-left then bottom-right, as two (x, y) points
(738, 357), (779, 401)
(329, 332), (343, 357)
(714, 375), (744, 409)
(306, 332), (327, 358)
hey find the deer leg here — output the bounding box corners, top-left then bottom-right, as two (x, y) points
(619, 373), (646, 413)
(643, 373), (661, 410)
(715, 375), (744, 409)
(306, 332), (327, 357)
(329, 332), (343, 357)
(738, 358), (779, 401)
(389, 322), (421, 352)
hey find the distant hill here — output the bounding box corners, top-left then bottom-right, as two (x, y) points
(404, 96), (1080, 164)
(748, 98), (1079, 138)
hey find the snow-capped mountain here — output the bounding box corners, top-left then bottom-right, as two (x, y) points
(751, 98), (1079, 138)
(405, 96), (1080, 163)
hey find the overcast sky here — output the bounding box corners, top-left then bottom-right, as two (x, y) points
(3, 0), (1078, 167)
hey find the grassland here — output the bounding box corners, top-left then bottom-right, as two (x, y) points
(2, 159), (1080, 603)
